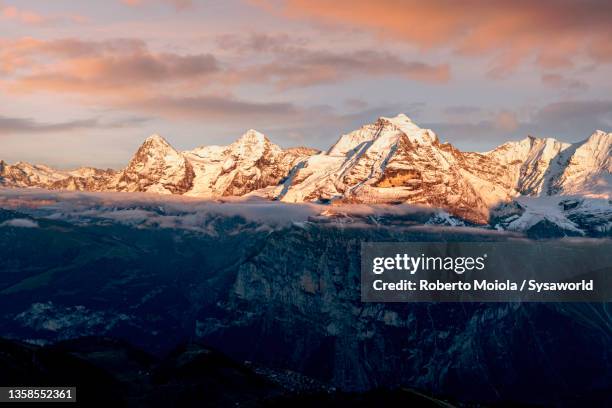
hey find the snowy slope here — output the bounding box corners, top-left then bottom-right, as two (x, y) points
(0, 114), (609, 226)
(484, 131), (611, 198)
(0, 161), (71, 187)
(0, 160), (116, 190)
(184, 129), (314, 197)
(277, 114), (515, 223)
(547, 130), (612, 198)
(492, 195), (611, 236)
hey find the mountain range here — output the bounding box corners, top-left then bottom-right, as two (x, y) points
(0, 116), (611, 405)
(1, 114), (610, 224)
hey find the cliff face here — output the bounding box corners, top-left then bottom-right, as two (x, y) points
(0, 209), (608, 404)
(114, 134), (195, 194)
(199, 224), (611, 400)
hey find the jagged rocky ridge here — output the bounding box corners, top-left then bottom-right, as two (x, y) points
(0, 114), (610, 224)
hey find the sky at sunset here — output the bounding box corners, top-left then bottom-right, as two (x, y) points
(1, 0), (611, 168)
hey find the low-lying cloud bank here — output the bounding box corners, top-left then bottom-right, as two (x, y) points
(0, 189), (319, 230)
(0, 218), (39, 228)
(2, 189), (608, 239)
(0, 188), (495, 235)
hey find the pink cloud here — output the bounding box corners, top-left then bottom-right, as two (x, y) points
(2, 5), (45, 24)
(541, 74), (588, 92)
(0, 3), (87, 25)
(252, 0), (612, 77)
(235, 50), (450, 88)
(216, 34), (450, 88)
(1, 34), (449, 99)
(0, 37), (299, 121)
(1, 38), (218, 94)
(120, 0), (193, 11)
(0, 33), (447, 122)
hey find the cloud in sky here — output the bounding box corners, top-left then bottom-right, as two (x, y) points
(532, 100), (612, 134)
(541, 73), (589, 92)
(3, 38), (219, 93)
(0, 114), (149, 135)
(1, 34), (447, 122)
(0, 115), (103, 134)
(120, 0), (194, 11)
(127, 95), (299, 119)
(218, 33), (450, 87)
(0, 2), (87, 25)
(235, 49), (450, 88)
(0, 37), (302, 123)
(443, 106), (481, 115)
(0, 189), (321, 231)
(3, 35), (447, 94)
(0, 0), (609, 167)
(0, 189), (498, 233)
(253, 0), (612, 76)
(1, 4), (46, 24)
(427, 99), (612, 150)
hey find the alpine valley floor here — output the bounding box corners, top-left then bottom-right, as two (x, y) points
(0, 193), (610, 406)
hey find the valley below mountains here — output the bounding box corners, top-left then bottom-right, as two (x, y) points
(0, 201), (610, 406)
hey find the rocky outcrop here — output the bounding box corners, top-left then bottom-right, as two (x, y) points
(185, 130), (312, 197)
(275, 115), (515, 223)
(114, 134), (195, 194)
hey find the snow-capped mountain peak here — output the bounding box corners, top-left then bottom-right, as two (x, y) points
(237, 129), (267, 143)
(327, 124), (379, 157)
(227, 129), (275, 161)
(547, 130), (611, 198)
(115, 133), (195, 194)
(140, 133), (176, 153)
(144, 133), (169, 143)
(327, 114), (436, 157)
(379, 113), (438, 144)
(130, 134), (184, 166)
(178, 129), (313, 198)
(586, 130), (611, 148)
(384, 112), (412, 121)
(593, 129), (610, 137)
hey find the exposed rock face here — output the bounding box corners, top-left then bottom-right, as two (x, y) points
(0, 115), (609, 224)
(275, 115), (515, 223)
(49, 168), (118, 191)
(0, 161), (117, 191)
(184, 130), (312, 197)
(0, 162), (71, 188)
(114, 134), (195, 194)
